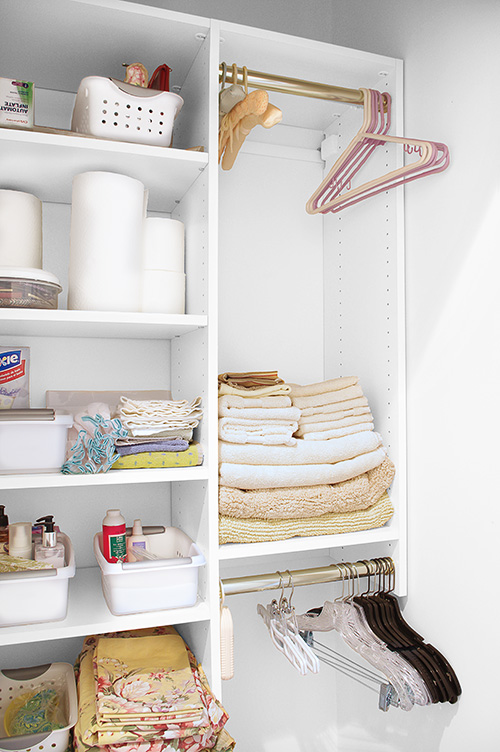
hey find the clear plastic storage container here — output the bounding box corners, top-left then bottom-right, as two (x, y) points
(0, 268), (62, 309)
(94, 527), (205, 615)
(0, 410), (73, 474)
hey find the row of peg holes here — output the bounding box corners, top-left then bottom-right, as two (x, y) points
(101, 99), (166, 132)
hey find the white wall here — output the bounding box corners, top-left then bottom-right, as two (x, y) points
(136, 0), (498, 748)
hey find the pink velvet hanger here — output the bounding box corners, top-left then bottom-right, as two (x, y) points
(306, 88), (449, 215)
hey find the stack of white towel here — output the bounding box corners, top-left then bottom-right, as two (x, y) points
(117, 396), (203, 440)
(218, 373), (395, 544)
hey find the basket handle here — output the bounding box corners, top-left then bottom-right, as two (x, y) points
(120, 556), (192, 571)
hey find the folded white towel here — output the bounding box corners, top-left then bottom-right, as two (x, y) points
(218, 417), (298, 446)
(218, 395), (292, 409)
(117, 396), (203, 435)
(219, 447), (386, 489)
(301, 423), (374, 440)
(291, 384), (364, 410)
(300, 396), (369, 417)
(288, 376), (358, 397)
(218, 402), (301, 421)
(296, 413), (373, 436)
(298, 406), (371, 425)
(219, 431), (382, 465)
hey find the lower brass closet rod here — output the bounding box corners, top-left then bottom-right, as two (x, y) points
(221, 557), (392, 596)
(219, 62), (364, 105)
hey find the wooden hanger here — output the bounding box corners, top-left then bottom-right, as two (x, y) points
(306, 88), (449, 214)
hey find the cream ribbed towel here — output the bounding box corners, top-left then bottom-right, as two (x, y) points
(291, 384), (364, 410)
(218, 456), (395, 519)
(218, 431), (382, 466)
(117, 396), (202, 435)
(300, 396), (369, 417)
(218, 401), (301, 422)
(218, 383), (291, 398)
(218, 492), (394, 544)
(296, 414), (374, 436)
(219, 395), (292, 410)
(288, 376), (358, 397)
(298, 406), (371, 425)
(300, 423), (374, 440)
(218, 417), (298, 446)
(219, 447), (386, 489)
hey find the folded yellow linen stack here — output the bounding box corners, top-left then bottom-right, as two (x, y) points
(218, 373), (395, 544)
(74, 626), (235, 752)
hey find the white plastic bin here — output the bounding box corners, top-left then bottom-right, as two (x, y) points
(0, 662), (77, 752)
(0, 411), (72, 474)
(0, 534), (75, 627)
(94, 527), (205, 615)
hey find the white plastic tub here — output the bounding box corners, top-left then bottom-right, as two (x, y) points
(94, 527), (205, 615)
(0, 534), (75, 627)
(0, 662), (77, 752)
(0, 411), (72, 474)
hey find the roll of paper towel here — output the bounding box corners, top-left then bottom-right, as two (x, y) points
(142, 217), (184, 272)
(0, 190), (42, 268)
(68, 172), (146, 312)
(142, 269), (185, 314)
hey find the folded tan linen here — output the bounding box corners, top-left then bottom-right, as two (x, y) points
(218, 383), (291, 398)
(218, 456), (395, 519)
(296, 414), (374, 436)
(219, 446), (386, 489)
(218, 431), (382, 466)
(218, 395), (292, 409)
(298, 406), (371, 425)
(300, 396), (369, 417)
(218, 371), (284, 388)
(218, 417), (298, 446)
(291, 384), (364, 410)
(218, 401), (301, 422)
(218, 491), (394, 544)
(300, 423), (374, 440)
(288, 376), (359, 397)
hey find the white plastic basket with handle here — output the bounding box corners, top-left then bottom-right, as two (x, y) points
(71, 76), (184, 146)
(0, 662), (77, 752)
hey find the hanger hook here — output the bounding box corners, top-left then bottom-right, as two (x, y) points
(219, 579), (225, 610)
(242, 65), (248, 95)
(285, 569), (294, 609)
(231, 62), (238, 86)
(220, 61), (227, 90)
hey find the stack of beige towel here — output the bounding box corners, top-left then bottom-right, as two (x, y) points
(218, 372), (395, 544)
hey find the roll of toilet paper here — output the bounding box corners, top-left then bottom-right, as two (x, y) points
(0, 190), (42, 268)
(142, 269), (185, 314)
(68, 172), (145, 312)
(142, 217), (184, 272)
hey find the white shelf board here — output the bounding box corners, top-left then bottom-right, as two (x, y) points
(0, 566), (210, 647)
(0, 128), (207, 212)
(0, 465), (209, 490)
(0, 309), (207, 339)
(218, 526), (400, 560)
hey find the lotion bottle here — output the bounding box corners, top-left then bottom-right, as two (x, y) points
(102, 509), (127, 562)
(126, 518), (148, 562)
(8, 522), (33, 559)
(34, 515), (65, 568)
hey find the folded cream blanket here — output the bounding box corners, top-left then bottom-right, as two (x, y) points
(296, 414), (373, 436)
(298, 406), (371, 425)
(300, 396), (369, 417)
(218, 383), (291, 398)
(300, 423), (374, 440)
(219, 446), (386, 489)
(219, 456), (395, 518)
(117, 396), (203, 436)
(218, 417), (298, 446)
(218, 491), (394, 544)
(218, 402), (301, 422)
(288, 376), (359, 397)
(218, 395), (292, 409)
(218, 431), (382, 466)
(291, 384), (364, 410)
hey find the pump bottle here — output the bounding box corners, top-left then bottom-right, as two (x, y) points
(34, 515), (65, 568)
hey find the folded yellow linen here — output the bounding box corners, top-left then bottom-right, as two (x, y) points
(218, 417), (297, 446)
(218, 431), (382, 466)
(300, 395), (369, 417)
(219, 394), (292, 409)
(218, 383), (291, 398)
(218, 456), (395, 519)
(219, 492), (394, 543)
(219, 447), (386, 489)
(300, 423), (374, 440)
(288, 376), (359, 397)
(291, 384), (364, 410)
(296, 414), (373, 436)
(111, 443), (203, 469)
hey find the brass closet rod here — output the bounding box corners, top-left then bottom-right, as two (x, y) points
(221, 557), (393, 596)
(219, 62), (365, 105)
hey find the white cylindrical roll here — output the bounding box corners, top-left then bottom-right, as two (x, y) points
(141, 269), (185, 314)
(0, 190), (42, 268)
(68, 171), (145, 312)
(142, 217), (184, 272)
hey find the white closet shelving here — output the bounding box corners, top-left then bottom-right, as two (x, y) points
(0, 0), (406, 738)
